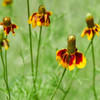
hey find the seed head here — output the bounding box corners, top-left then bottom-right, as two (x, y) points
(3, 17), (11, 26)
(38, 5), (46, 14)
(86, 13), (94, 28)
(67, 35), (76, 54)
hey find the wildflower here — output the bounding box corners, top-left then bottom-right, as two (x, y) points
(56, 35), (86, 71)
(2, 0), (12, 6)
(0, 25), (9, 50)
(81, 13), (100, 40)
(0, 17), (18, 36)
(28, 5), (52, 28)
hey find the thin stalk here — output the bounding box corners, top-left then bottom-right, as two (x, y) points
(27, 0), (37, 99)
(0, 49), (10, 100)
(84, 37), (93, 55)
(5, 36), (8, 82)
(62, 69), (79, 100)
(62, 38), (93, 100)
(50, 68), (66, 100)
(35, 26), (42, 83)
(5, 36), (11, 100)
(91, 39), (97, 100)
(9, 5), (12, 17)
(27, 0), (34, 85)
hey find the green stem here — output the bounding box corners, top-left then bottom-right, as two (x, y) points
(91, 39), (97, 100)
(62, 38), (93, 100)
(27, 0), (34, 85)
(9, 5), (12, 17)
(5, 36), (11, 100)
(27, 0), (37, 99)
(50, 68), (66, 100)
(34, 26), (42, 100)
(35, 26), (42, 83)
(84, 37), (93, 55)
(0, 49), (10, 100)
(62, 69), (79, 100)
(5, 36), (8, 83)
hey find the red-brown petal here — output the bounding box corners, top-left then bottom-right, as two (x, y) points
(12, 24), (18, 29)
(56, 49), (67, 59)
(31, 13), (38, 21)
(63, 53), (69, 63)
(85, 29), (92, 35)
(5, 27), (11, 35)
(69, 54), (75, 66)
(46, 11), (52, 16)
(40, 16), (45, 23)
(75, 52), (83, 64)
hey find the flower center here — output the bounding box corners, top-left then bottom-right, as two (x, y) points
(3, 17), (11, 26)
(86, 13), (94, 28)
(38, 5), (46, 14)
(67, 35), (76, 55)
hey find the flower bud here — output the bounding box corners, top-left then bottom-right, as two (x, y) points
(3, 17), (11, 26)
(86, 13), (94, 28)
(38, 5), (46, 14)
(67, 35), (76, 54)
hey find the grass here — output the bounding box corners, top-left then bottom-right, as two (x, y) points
(0, 0), (100, 100)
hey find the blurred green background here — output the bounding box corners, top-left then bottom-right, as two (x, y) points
(0, 0), (100, 100)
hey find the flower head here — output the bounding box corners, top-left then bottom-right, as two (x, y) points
(56, 35), (86, 71)
(2, 0), (12, 6)
(0, 17), (18, 36)
(0, 25), (9, 50)
(28, 5), (52, 28)
(81, 13), (100, 40)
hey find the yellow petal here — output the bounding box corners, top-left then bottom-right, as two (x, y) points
(76, 55), (86, 68)
(81, 28), (87, 37)
(37, 21), (42, 27)
(87, 31), (93, 40)
(69, 64), (75, 71)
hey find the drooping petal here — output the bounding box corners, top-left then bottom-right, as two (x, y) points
(81, 28), (88, 37)
(33, 14), (42, 27)
(1, 39), (9, 50)
(4, 27), (11, 35)
(86, 29), (93, 40)
(32, 20), (37, 28)
(28, 13), (38, 24)
(69, 54), (76, 71)
(44, 14), (50, 26)
(62, 54), (69, 68)
(56, 49), (68, 68)
(37, 20), (42, 27)
(56, 49), (67, 60)
(12, 24), (18, 29)
(75, 52), (86, 68)
(46, 11), (52, 16)
(81, 28), (93, 40)
(11, 24), (18, 36)
(95, 24), (100, 30)
(93, 27), (99, 36)
(37, 15), (44, 27)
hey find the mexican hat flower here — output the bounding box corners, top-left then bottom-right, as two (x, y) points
(81, 13), (100, 40)
(28, 5), (52, 28)
(0, 17), (18, 36)
(56, 35), (86, 71)
(2, 0), (12, 6)
(0, 25), (9, 50)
